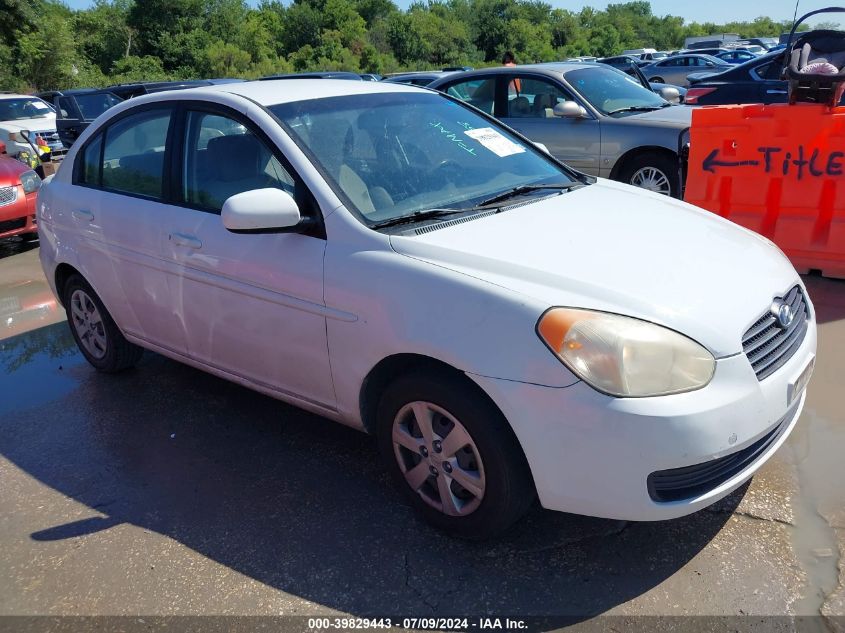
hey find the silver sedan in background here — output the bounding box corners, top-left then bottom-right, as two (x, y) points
(428, 63), (692, 197)
(640, 54), (732, 87)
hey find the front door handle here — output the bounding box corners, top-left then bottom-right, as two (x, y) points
(72, 209), (94, 222)
(766, 89), (788, 94)
(170, 233), (202, 249)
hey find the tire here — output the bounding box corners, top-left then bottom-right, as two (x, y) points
(376, 370), (535, 539)
(651, 76), (665, 83)
(618, 151), (679, 197)
(63, 274), (143, 372)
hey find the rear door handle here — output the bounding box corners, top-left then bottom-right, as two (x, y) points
(72, 209), (94, 222)
(170, 233), (202, 249)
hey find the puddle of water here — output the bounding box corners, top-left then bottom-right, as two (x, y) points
(786, 406), (844, 621)
(0, 323), (81, 417)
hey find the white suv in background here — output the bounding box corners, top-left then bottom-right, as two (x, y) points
(0, 94), (64, 161)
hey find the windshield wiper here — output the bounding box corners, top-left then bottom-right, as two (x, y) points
(607, 103), (672, 115)
(371, 208), (466, 230)
(476, 183), (582, 208)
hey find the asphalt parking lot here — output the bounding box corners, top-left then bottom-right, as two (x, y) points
(0, 237), (843, 629)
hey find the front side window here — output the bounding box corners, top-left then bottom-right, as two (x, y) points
(102, 108), (171, 199)
(57, 97), (75, 119)
(270, 92), (576, 225)
(75, 93), (122, 120)
(443, 78), (497, 114)
(181, 111), (295, 213)
(506, 77), (572, 118)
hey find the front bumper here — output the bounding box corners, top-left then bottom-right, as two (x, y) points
(469, 317), (817, 521)
(0, 187), (36, 239)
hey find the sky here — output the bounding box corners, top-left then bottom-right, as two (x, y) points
(58, 0), (824, 26)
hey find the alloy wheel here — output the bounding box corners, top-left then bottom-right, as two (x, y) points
(630, 166), (672, 195)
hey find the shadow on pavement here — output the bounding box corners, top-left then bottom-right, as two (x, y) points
(803, 273), (845, 324)
(0, 236), (39, 261)
(0, 322), (737, 620)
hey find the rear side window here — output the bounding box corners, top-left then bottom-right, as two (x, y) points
(444, 77), (497, 114)
(101, 109), (172, 199)
(79, 133), (103, 185)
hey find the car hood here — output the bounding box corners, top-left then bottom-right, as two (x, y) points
(0, 116), (56, 132)
(0, 155), (27, 182)
(620, 104), (693, 126)
(389, 180), (799, 358)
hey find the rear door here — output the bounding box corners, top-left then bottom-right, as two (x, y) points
(59, 103), (188, 354)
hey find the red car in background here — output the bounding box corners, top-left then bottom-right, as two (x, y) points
(0, 141), (41, 241)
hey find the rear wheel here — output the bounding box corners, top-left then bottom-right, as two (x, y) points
(63, 274), (143, 372)
(651, 76), (665, 83)
(619, 151), (679, 197)
(376, 370), (534, 539)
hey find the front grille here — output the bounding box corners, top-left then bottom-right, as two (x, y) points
(0, 217), (26, 233)
(647, 415), (789, 503)
(0, 186), (16, 206)
(742, 285), (808, 381)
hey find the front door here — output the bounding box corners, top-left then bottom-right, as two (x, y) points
(159, 105), (335, 409)
(499, 75), (602, 175)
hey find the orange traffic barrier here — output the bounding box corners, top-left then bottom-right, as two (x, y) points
(684, 103), (845, 279)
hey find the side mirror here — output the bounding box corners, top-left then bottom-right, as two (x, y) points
(222, 188), (302, 233)
(657, 86), (681, 103)
(553, 101), (587, 119)
(533, 141), (550, 154)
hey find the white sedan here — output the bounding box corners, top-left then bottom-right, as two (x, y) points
(37, 80), (816, 539)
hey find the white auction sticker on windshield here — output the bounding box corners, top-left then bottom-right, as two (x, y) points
(464, 127), (525, 157)
(31, 102), (50, 110)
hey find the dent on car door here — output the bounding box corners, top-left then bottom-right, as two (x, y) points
(65, 105), (188, 354)
(498, 75), (601, 175)
(160, 106), (335, 409)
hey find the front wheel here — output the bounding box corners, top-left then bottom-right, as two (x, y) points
(618, 151), (679, 197)
(63, 274), (143, 372)
(376, 370), (535, 539)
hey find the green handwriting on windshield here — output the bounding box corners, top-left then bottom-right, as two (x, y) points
(429, 121), (477, 156)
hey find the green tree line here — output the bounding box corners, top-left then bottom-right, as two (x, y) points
(0, 0), (804, 91)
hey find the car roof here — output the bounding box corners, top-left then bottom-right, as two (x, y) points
(129, 78), (425, 108)
(259, 71), (363, 81)
(0, 93), (41, 99)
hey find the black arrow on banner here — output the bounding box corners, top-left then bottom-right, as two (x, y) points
(702, 149), (760, 173)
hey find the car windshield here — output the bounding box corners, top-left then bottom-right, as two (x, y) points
(651, 52), (667, 59)
(565, 66), (667, 115)
(75, 93), (122, 120)
(0, 98), (53, 121)
(269, 92), (576, 225)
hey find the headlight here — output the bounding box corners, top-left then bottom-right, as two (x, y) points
(20, 170), (41, 194)
(537, 308), (715, 397)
